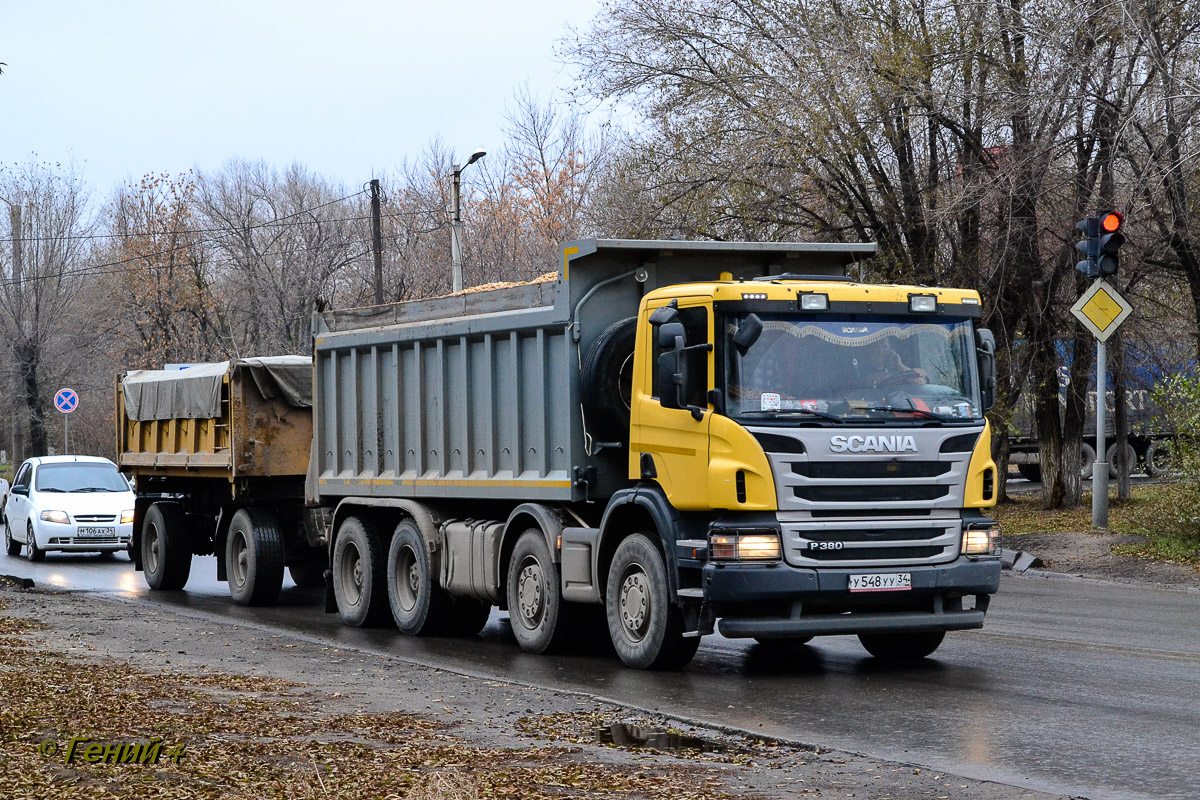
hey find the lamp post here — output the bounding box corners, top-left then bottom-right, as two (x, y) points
(451, 148), (486, 293)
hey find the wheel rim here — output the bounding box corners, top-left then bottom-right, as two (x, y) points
(230, 530), (249, 588)
(516, 555), (545, 629)
(145, 524), (161, 573)
(338, 540), (363, 607)
(393, 544), (419, 613)
(618, 563), (651, 642)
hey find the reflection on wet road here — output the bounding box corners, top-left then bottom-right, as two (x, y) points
(4, 551), (1198, 800)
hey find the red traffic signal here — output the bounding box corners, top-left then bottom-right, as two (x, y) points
(1101, 212), (1123, 233)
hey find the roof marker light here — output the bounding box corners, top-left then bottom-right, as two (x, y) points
(800, 293), (829, 310)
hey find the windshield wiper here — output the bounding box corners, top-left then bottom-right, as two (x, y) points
(861, 405), (954, 422)
(38, 487), (67, 492)
(75, 487), (119, 492)
(742, 408), (845, 423)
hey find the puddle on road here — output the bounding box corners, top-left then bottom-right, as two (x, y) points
(593, 723), (741, 754)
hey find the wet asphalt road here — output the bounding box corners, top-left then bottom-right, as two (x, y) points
(4, 551), (1198, 800)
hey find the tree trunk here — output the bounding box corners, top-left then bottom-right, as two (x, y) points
(15, 337), (47, 457)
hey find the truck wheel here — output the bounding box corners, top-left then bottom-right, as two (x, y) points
(1079, 443), (1096, 479)
(225, 508), (285, 607)
(605, 534), (700, 670)
(1016, 463), (1042, 482)
(288, 563), (326, 588)
(449, 598), (493, 636)
(387, 519), (453, 635)
(1143, 440), (1173, 477)
(141, 502), (191, 590)
(506, 528), (572, 653)
(5, 521), (20, 556)
(1107, 441), (1137, 479)
(333, 516), (390, 627)
(26, 523), (45, 563)
(581, 317), (637, 443)
(858, 631), (945, 662)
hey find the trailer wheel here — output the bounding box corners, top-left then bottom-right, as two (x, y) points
(605, 534), (699, 670)
(1143, 440), (1173, 477)
(387, 519), (453, 635)
(506, 528), (572, 653)
(225, 508), (285, 606)
(332, 516), (390, 627)
(449, 598), (493, 636)
(1107, 441), (1137, 479)
(142, 502), (191, 590)
(857, 631), (945, 662)
(581, 317), (637, 444)
(288, 563), (326, 588)
(1079, 443), (1097, 479)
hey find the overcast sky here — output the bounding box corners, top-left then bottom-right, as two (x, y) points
(1, 0), (602, 195)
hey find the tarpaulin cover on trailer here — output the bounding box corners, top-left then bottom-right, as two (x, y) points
(121, 356), (312, 421)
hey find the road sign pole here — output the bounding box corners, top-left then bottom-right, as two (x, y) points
(1092, 339), (1108, 528)
(64, 413), (68, 455)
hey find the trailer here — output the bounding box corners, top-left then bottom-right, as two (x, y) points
(121, 239), (1003, 669)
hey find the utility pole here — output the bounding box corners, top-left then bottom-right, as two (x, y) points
(3, 199), (24, 464)
(370, 179), (383, 305)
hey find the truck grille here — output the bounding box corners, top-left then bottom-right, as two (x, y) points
(803, 545), (944, 561)
(794, 485), (949, 503)
(780, 519), (960, 567)
(792, 461), (950, 480)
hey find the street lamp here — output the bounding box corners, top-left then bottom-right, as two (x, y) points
(451, 148), (486, 293)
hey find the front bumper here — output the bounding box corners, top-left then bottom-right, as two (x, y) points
(37, 524), (133, 552)
(705, 556), (1000, 638)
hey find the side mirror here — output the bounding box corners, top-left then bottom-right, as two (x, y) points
(657, 322), (688, 409)
(976, 328), (997, 412)
(11, 485), (28, 497)
(732, 313), (763, 354)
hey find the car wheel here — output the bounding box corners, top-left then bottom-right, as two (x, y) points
(141, 502), (191, 590)
(605, 533), (699, 670)
(387, 519), (452, 635)
(506, 528), (572, 653)
(26, 523), (45, 563)
(225, 508), (285, 607)
(332, 516), (390, 627)
(4, 521), (20, 557)
(857, 631), (945, 662)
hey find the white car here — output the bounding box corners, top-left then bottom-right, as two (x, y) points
(4, 456), (135, 561)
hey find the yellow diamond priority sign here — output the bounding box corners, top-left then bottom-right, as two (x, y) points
(1071, 279), (1132, 342)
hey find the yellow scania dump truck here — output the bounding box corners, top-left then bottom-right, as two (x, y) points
(120, 239), (1001, 670)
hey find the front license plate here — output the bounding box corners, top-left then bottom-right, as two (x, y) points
(849, 572), (912, 592)
(77, 526), (116, 537)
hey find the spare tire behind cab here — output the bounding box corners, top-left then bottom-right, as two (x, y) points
(581, 317), (638, 444)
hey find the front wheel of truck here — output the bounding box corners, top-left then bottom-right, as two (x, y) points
(605, 534), (699, 670)
(225, 508), (285, 607)
(142, 502), (191, 590)
(332, 516), (390, 627)
(858, 631), (945, 662)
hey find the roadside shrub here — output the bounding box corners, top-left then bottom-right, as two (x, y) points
(1150, 374), (1200, 534)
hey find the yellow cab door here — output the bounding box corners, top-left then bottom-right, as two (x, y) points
(629, 298), (713, 511)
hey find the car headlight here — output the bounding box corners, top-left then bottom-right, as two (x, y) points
(121, 509), (135, 524)
(962, 525), (1001, 556)
(40, 510), (70, 524)
(710, 531), (782, 562)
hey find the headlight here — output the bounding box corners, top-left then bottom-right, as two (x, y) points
(40, 510), (70, 524)
(710, 531), (782, 561)
(962, 525), (1001, 556)
(909, 293), (938, 313)
(121, 509), (135, 524)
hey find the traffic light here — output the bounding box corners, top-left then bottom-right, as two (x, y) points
(1097, 211), (1124, 275)
(1075, 216), (1100, 278)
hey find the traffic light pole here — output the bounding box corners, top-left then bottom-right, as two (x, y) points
(1092, 338), (1109, 528)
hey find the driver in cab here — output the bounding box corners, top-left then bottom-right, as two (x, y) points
(857, 338), (926, 387)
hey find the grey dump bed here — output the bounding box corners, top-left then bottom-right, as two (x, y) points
(310, 238), (873, 504)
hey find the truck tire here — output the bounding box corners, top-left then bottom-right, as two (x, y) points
(288, 563), (326, 588)
(5, 521), (20, 556)
(581, 317), (637, 444)
(858, 631), (945, 662)
(225, 508), (285, 607)
(1143, 440), (1173, 477)
(506, 528), (572, 653)
(387, 519), (453, 635)
(448, 598), (493, 636)
(1107, 441), (1137, 479)
(141, 502), (191, 590)
(1016, 463), (1042, 482)
(1079, 443), (1096, 479)
(332, 516), (390, 627)
(605, 533), (700, 670)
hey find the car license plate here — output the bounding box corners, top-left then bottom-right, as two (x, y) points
(849, 572), (912, 592)
(77, 526), (116, 537)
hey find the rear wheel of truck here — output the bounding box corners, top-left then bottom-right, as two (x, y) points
(1079, 442), (1097, 479)
(288, 563), (325, 588)
(387, 519), (453, 635)
(142, 502), (191, 590)
(1143, 440), (1173, 477)
(581, 317), (637, 444)
(1107, 441), (1137, 479)
(332, 516), (390, 627)
(857, 631), (945, 662)
(506, 528), (572, 653)
(226, 508), (285, 607)
(606, 534), (700, 670)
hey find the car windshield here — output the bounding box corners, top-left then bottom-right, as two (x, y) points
(35, 463), (130, 493)
(725, 314), (982, 424)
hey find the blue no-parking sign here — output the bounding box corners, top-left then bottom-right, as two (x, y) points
(54, 388), (78, 414)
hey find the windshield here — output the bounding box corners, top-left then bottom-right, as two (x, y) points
(35, 463), (130, 493)
(725, 314), (982, 424)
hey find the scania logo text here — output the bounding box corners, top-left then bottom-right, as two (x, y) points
(829, 434), (918, 453)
